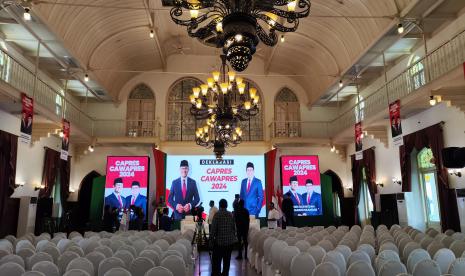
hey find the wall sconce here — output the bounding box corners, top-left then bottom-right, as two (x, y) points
(34, 184), (45, 191)
(448, 169), (462, 177)
(69, 188), (76, 193)
(377, 183), (384, 188)
(392, 177), (402, 186)
(347, 188), (353, 192)
(15, 182), (25, 188)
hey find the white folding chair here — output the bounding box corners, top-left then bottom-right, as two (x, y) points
(322, 251), (346, 276)
(448, 257), (465, 275)
(118, 245), (137, 258)
(31, 260), (60, 276)
(57, 251), (80, 275)
(22, 271), (46, 276)
(0, 254), (25, 268)
(307, 246), (326, 265)
(346, 260), (375, 276)
(375, 250), (400, 273)
(154, 240), (170, 251)
(40, 245), (60, 263)
(16, 240), (35, 253)
(66, 246), (85, 257)
(279, 246), (300, 276)
(114, 250), (134, 268)
(335, 245), (352, 263)
(295, 240), (311, 252)
(357, 244), (375, 262)
(85, 251), (106, 276)
(160, 255), (186, 276)
(145, 266), (174, 276)
(433, 248), (455, 274)
(27, 252), (54, 270)
(317, 240), (334, 252)
(67, 257), (95, 276)
(129, 257), (154, 276)
(98, 257), (125, 276)
(57, 239), (73, 253)
(290, 252), (316, 276)
(407, 248), (431, 273)
(103, 267), (131, 276)
(403, 242), (421, 262)
(94, 246), (113, 258)
(412, 259), (441, 276)
(0, 262), (25, 276)
(311, 262), (340, 276)
(378, 260), (407, 276)
(63, 269), (91, 276)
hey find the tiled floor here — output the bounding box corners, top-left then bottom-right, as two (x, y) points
(194, 250), (260, 276)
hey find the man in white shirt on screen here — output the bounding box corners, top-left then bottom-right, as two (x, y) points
(267, 202), (281, 229)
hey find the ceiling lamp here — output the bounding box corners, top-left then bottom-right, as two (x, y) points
(168, 0), (311, 72)
(191, 55), (260, 159)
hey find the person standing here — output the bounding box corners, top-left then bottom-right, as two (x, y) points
(232, 194), (240, 213)
(239, 162), (264, 218)
(208, 200), (218, 234)
(281, 194), (295, 228)
(211, 199), (237, 276)
(234, 200), (250, 260)
(159, 208), (172, 231)
(168, 160), (200, 220)
(267, 202), (281, 229)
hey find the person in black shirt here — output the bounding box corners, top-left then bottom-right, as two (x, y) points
(234, 200), (250, 260)
(281, 194), (295, 228)
(159, 208), (172, 231)
(102, 205), (113, 232)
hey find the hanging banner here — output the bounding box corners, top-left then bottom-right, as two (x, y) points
(60, 119), (70, 160)
(389, 100), (404, 147)
(355, 122), (363, 160)
(20, 93), (34, 144)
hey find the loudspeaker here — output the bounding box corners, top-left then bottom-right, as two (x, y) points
(442, 147), (465, 168)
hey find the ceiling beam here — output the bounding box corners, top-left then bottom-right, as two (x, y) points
(0, 17), (18, 24)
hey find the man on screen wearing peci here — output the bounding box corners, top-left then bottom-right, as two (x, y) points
(239, 162), (264, 218)
(302, 179), (322, 216)
(168, 160), (200, 220)
(126, 181), (147, 221)
(105, 177), (126, 210)
(285, 176), (304, 206)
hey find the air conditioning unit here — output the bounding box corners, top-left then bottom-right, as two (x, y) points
(396, 193), (408, 227)
(456, 189), (465, 232)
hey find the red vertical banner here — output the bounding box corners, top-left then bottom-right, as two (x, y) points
(265, 148), (277, 211)
(355, 122), (363, 160)
(20, 93), (34, 144)
(389, 99), (403, 146)
(60, 119), (70, 160)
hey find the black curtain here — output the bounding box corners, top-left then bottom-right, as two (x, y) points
(324, 170), (344, 199)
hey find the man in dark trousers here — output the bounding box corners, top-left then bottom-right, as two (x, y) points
(281, 194), (295, 228)
(159, 207), (172, 231)
(168, 160), (200, 220)
(234, 200), (250, 260)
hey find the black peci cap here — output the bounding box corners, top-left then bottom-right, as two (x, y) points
(246, 162), (254, 169)
(180, 160), (189, 167)
(306, 179), (314, 185)
(131, 181), (140, 187)
(114, 177), (123, 186)
(290, 176), (298, 182)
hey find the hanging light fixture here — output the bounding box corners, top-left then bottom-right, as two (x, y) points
(168, 0), (311, 72)
(23, 7), (31, 21)
(191, 55), (260, 159)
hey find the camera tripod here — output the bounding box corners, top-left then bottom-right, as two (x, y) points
(192, 217), (210, 276)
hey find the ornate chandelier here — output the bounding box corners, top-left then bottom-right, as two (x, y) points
(191, 55), (260, 159)
(169, 0), (311, 71)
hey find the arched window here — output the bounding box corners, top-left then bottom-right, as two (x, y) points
(167, 78), (202, 141)
(126, 84), (155, 137)
(417, 147), (440, 228)
(274, 88), (301, 137)
(358, 167), (374, 226)
(236, 79), (263, 141)
(408, 55), (426, 90)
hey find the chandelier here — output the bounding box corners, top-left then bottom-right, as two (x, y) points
(169, 0), (311, 71)
(191, 55), (260, 159)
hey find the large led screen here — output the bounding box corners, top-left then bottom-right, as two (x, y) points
(165, 155), (266, 219)
(105, 156), (149, 222)
(280, 155), (322, 216)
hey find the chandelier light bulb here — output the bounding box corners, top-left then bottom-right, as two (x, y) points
(236, 77), (243, 85)
(237, 83), (246, 94)
(429, 95), (436, 106)
(253, 95), (260, 104)
(244, 101), (251, 110)
(212, 71), (220, 82)
(249, 87), (257, 99)
(331, 145), (336, 152)
(280, 35), (285, 43)
(84, 74), (89, 82)
(149, 29), (154, 38)
(216, 22), (223, 33)
(228, 71), (236, 81)
(397, 23), (404, 34)
(287, 1), (297, 12)
(236, 127), (241, 134)
(23, 8), (31, 21)
(88, 145), (94, 152)
(232, 107), (238, 114)
(339, 80), (343, 88)
(192, 87), (200, 98)
(234, 34), (243, 42)
(59, 130), (64, 138)
(200, 84), (208, 95)
(190, 9), (199, 19)
(207, 78), (214, 87)
(220, 83), (229, 94)
(196, 99), (202, 109)
(203, 126), (209, 133)
(189, 94), (196, 103)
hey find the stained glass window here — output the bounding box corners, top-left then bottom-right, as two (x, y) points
(418, 148), (435, 169)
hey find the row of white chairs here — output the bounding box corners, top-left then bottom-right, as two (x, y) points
(246, 224), (465, 276)
(0, 229), (195, 276)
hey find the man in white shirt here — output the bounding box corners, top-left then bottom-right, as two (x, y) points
(208, 200), (218, 233)
(267, 202), (281, 229)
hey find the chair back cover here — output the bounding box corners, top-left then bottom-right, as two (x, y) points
(129, 257), (154, 276)
(322, 251), (346, 276)
(67, 257), (95, 276)
(0, 254), (25, 268)
(102, 267), (131, 276)
(448, 257), (465, 275)
(85, 251), (106, 276)
(64, 269), (92, 276)
(407, 248), (431, 273)
(32, 260), (60, 276)
(0, 262), (25, 276)
(346, 260), (375, 276)
(412, 259), (441, 276)
(378, 260), (407, 276)
(312, 262), (340, 276)
(145, 266), (174, 276)
(307, 246), (326, 265)
(160, 255), (186, 276)
(290, 252), (316, 276)
(433, 248), (455, 274)
(98, 257), (125, 276)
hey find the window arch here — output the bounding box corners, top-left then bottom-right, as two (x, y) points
(166, 77), (264, 141)
(416, 147), (440, 228)
(167, 78), (203, 141)
(126, 84), (155, 137)
(408, 55), (426, 90)
(274, 88), (301, 137)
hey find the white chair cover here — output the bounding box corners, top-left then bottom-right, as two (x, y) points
(17, 248), (35, 263)
(294, 241), (311, 253)
(335, 245), (352, 263)
(16, 240), (35, 253)
(0, 254), (25, 268)
(433, 248), (455, 274)
(144, 244), (163, 257)
(67, 257), (95, 276)
(35, 240), (54, 252)
(132, 240), (149, 255)
(118, 245), (137, 258)
(22, 271), (46, 276)
(85, 251), (106, 276)
(27, 252), (54, 270)
(450, 241), (465, 258)
(98, 257), (125, 276)
(103, 267), (131, 276)
(379, 242), (399, 255)
(347, 250), (371, 267)
(160, 255), (186, 276)
(317, 240), (334, 252)
(279, 246), (300, 276)
(412, 259), (441, 276)
(154, 240), (170, 251)
(311, 262), (340, 276)
(63, 269), (91, 276)
(114, 250), (134, 268)
(375, 250), (400, 273)
(139, 250), (160, 266)
(144, 266), (174, 276)
(356, 244), (375, 262)
(378, 260), (407, 276)
(66, 246), (85, 257)
(448, 257), (465, 275)
(57, 251), (80, 275)
(346, 260), (375, 276)
(129, 257), (154, 276)
(322, 251), (346, 276)
(290, 252), (316, 276)
(307, 246), (326, 265)
(271, 240), (288, 271)
(427, 242), (444, 258)
(40, 245), (60, 263)
(407, 248), (431, 273)
(264, 237), (277, 263)
(31, 260), (60, 276)
(57, 239), (73, 253)
(0, 262), (25, 276)
(403, 242), (421, 262)
(94, 246), (113, 258)
(168, 243), (188, 265)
